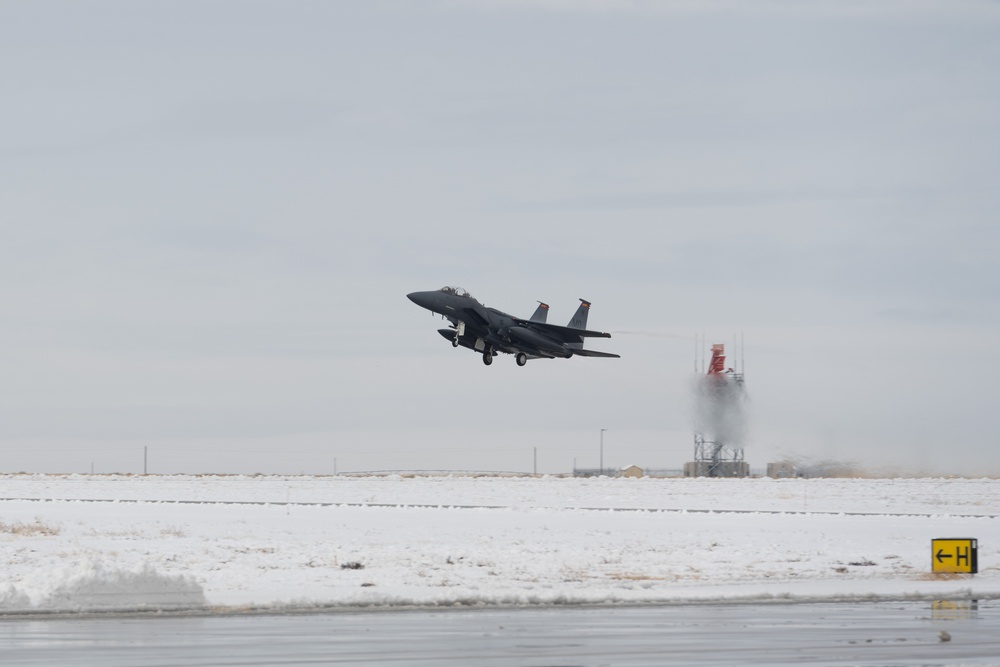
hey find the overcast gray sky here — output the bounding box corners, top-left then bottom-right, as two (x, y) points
(2, 1), (998, 475)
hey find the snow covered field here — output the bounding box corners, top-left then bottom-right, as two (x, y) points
(1, 474), (998, 614)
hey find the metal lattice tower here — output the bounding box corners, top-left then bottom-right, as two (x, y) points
(688, 343), (748, 478)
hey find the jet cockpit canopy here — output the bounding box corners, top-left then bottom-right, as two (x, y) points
(439, 286), (472, 298)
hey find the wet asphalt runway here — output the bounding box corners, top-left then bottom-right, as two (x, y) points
(2, 600), (998, 666)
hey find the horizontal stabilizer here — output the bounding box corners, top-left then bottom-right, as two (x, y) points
(570, 348), (621, 358)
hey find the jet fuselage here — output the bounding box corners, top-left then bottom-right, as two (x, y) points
(407, 286), (619, 366)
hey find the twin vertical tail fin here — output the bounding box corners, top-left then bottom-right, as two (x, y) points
(567, 299), (590, 330)
(566, 299), (590, 350)
(529, 301), (550, 323)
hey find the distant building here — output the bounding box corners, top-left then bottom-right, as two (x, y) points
(767, 462), (797, 478)
(620, 465), (643, 478)
(683, 461), (750, 478)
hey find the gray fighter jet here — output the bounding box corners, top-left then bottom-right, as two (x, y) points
(407, 286), (620, 366)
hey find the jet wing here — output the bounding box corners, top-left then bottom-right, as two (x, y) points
(515, 320), (612, 341)
(450, 305), (490, 328)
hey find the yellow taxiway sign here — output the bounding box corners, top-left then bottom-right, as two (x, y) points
(932, 538), (978, 574)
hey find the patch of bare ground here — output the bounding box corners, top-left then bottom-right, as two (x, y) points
(914, 572), (975, 581)
(0, 519), (60, 536)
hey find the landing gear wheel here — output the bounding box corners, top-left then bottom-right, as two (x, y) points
(452, 338), (459, 348)
(516, 353), (527, 367)
(482, 350), (493, 366)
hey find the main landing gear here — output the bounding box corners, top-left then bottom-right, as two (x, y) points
(481, 348), (528, 367)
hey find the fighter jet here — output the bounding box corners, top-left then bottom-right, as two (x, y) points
(407, 286), (620, 366)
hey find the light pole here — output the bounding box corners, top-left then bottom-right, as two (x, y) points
(600, 428), (607, 475)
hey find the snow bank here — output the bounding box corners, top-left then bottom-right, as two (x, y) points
(0, 558), (205, 613)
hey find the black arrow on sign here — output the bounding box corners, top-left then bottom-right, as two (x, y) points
(936, 549), (953, 563)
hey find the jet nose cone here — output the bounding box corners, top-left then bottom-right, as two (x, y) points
(407, 291), (435, 310)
